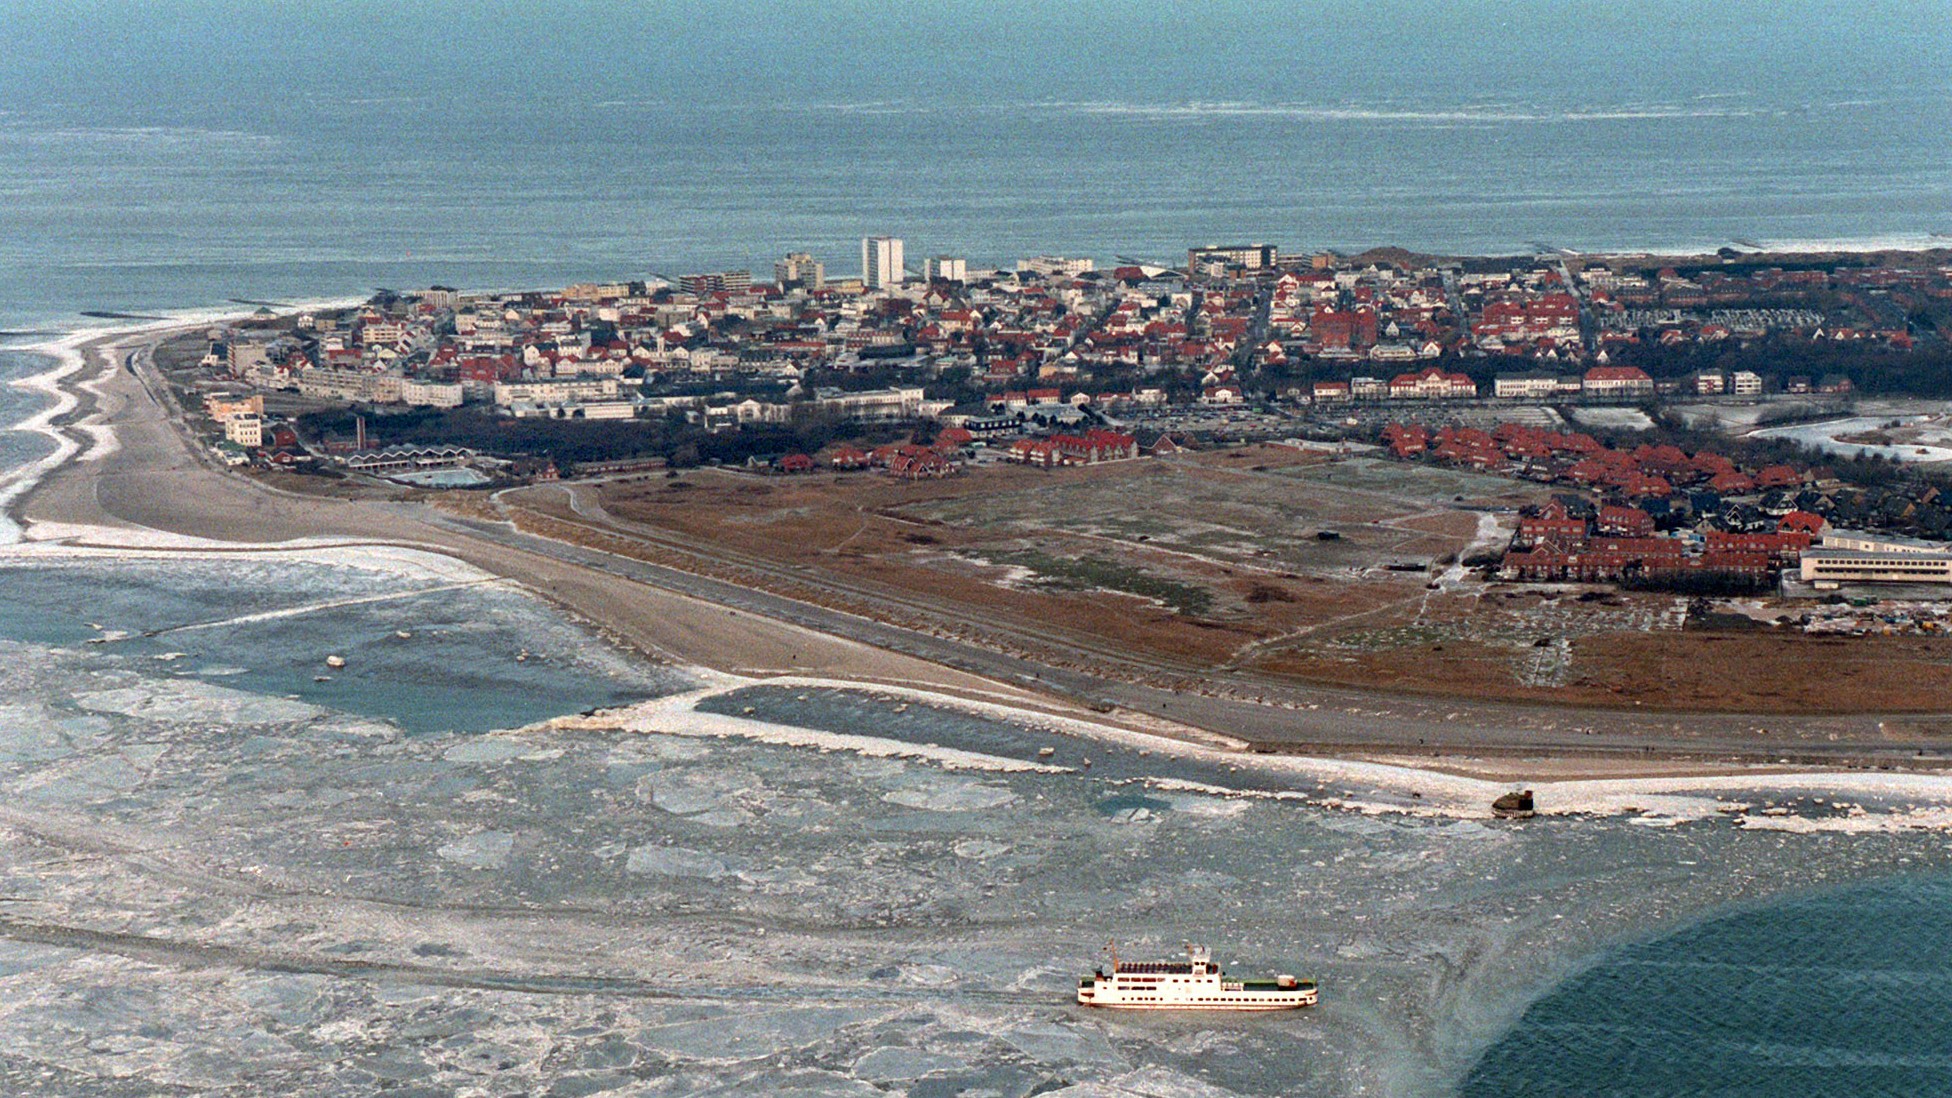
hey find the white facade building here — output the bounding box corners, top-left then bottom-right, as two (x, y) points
(1018, 255), (1095, 278)
(1494, 372), (1560, 400)
(297, 368), (404, 404)
(402, 380), (466, 408)
(922, 256), (967, 282)
(223, 415), (263, 448)
(862, 236), (905, 290)
(493, 377), (621, 407)
(774, 252), (826, 290)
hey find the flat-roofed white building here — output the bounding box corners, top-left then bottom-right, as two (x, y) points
(228, 342), (271, 380)
(1799, 529), (1952, 587)
(223, 415), (262, 448)
(205, 393), (264, 423)
(922, 255), (967, 282)
(810, 385), (936, 422)
(1800, 548), (1952, 587)
(774, 252), (825, 291)
(1018, 255), (1095, 278)
(506, 400), (638, 420)
(1822, 530), (1945, 555)
(1494, 372), (1559, 399)
(862, 236), (904, 290)
(493, 377), (620, 406)
(297, 368), (404, 404)
(402, 380), (465, 408)
(359, 320), (409, 346)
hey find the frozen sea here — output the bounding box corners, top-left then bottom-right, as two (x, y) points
(3, 354), (1952, 1094)
(0, 602), (1948, 1095)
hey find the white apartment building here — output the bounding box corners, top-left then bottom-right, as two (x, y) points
(811, 385), (935, 422)
(862, 236), (905, 290)
(1187, 243), (1276, 270)
(922, 255), (967, 282)
(1822, 530), (1942, 555)
(1493, 372), (1560, 399)
(493, 377), (621, 406)
(508, 401), (636, 420)
(1731, 370), (1764, 395)
(224, 414), (263, 448)
(402, 380), (465, 408)
(359, 320), (409, 346)
(774, 252), (826, 290)
(227, 341), (272, 382)
(1798, 530), (1952, 588)
(205, 393), (264, 423)
(1801, 549), (1952, 586)
(1018, 255), (1095, 278)
(297, 368), (404, 404)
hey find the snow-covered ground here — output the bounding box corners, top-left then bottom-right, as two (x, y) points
(1751, 410), (1952, 464)
(1564, 406), (1656, 432)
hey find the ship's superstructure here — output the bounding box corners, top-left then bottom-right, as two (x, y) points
(1076, 943), (1317, 1010)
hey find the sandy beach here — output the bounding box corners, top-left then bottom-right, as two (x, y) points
(6, 324), (1133, 721)
(12, 319), (1952, 811)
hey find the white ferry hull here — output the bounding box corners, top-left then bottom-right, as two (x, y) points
(1079, 998), (1313, 1011)
(1075, 944), (1318, 1011)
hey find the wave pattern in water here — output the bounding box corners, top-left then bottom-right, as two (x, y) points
(2, 83), (1950, 330)
(0, 350), (61, 474)
(1463, 875), (1952, 1096)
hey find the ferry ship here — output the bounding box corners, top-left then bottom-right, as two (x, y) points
(1076, 943), (1317, 1011)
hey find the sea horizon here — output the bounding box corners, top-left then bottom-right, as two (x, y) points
(5, 64), (1950, 331)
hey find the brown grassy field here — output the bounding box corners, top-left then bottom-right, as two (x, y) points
(593, 447), (1531, 671)
(582, 446), (1952, 714)
(1250, 590), (1952, 714)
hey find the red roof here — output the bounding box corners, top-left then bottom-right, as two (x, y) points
(1584, 366), (1652, 382)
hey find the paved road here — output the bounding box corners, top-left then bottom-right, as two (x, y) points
(1556, 257), (1597, 354)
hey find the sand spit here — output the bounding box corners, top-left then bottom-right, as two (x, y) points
(556, 674), (1952, 833)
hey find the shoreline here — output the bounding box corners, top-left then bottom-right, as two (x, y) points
(554, 676), (1952, 833)
(9, 312), (1952, 824)
(0, 331), (95, 542)
(4, 316), (1171, 725)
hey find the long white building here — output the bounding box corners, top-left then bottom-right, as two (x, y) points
(1799, 529), (1952, 587)
(492, 377), (620, 407)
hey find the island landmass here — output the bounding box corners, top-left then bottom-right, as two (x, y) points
(22, 242), (1952, 788)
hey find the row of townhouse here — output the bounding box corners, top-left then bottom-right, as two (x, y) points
(1388, 423), (1820, 506)
(1500, 500), (1819, 584)
(1004, 429), (1140, 468)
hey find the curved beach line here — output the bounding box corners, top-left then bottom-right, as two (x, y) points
(558, 674), (1952, 832)
(0, 518), (502, 586)
(0, 331), (93, 543)
(0, 298), (369, 545)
